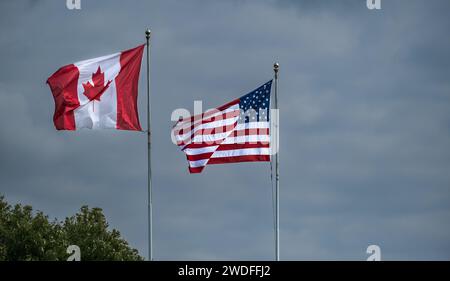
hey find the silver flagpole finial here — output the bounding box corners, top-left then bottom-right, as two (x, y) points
(274, 63), (279, 79)
(273, 62), (279, 72)
(145, 28), (151, 39)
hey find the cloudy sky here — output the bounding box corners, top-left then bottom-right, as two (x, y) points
(0, 0), (449, 260)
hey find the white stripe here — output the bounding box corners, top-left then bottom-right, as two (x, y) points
(211, 148), (270, 158)
(222, 135), (270, 144)
(188, 159), (209, 168)
(235, 122), (270, 130)
(189, 128), (238, 145)
(175, 113), (239, 141)
(176, 105), (240, 130)
(184, 145), (219, 156)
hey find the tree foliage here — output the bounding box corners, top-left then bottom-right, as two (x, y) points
(0, 195), (143, 261)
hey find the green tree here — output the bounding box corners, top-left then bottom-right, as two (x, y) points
(0, 195), (143, 261)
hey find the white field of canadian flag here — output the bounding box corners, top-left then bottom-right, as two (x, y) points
(46, 45), (144, 131)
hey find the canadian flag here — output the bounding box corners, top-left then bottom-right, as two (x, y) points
(46, 45), (144, 131)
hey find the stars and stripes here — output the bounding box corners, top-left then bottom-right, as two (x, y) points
(172, 80), (273, 173)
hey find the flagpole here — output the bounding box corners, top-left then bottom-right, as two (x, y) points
(145, 28), (153, 261)
(273, 62), (280, 261)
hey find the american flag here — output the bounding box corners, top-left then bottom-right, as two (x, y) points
(173, 80), (273, 173)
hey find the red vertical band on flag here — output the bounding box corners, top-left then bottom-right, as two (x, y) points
(115, 44), (144, 131)
(46, 64), (80, 130)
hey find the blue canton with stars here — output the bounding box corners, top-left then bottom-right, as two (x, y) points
(238, 80), (273, 123)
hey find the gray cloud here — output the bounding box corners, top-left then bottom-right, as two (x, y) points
(0, 0), (449, 260)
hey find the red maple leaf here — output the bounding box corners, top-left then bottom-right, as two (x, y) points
(82, 66), (112, 102)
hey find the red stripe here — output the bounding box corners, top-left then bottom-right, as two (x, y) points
(46, 64), (80, 130)
(185, 143), (270, 161)
(188, 166), (205, 174)
(186, 152), (214, 161)
(185, 142), (269, 150)
(187, 154), (270, 174)
(208, 155), (270, 164)
(115, 45), (144, 131)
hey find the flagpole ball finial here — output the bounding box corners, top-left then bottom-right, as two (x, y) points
(145, 29), (151, 38)
(273, 62), (279, 73)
